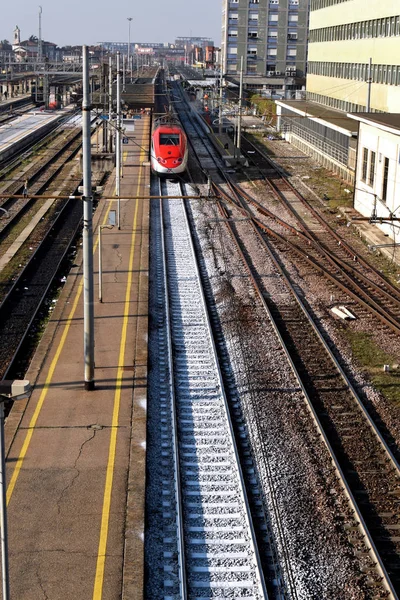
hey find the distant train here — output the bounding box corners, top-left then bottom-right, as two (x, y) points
(151, 116), (188, 175)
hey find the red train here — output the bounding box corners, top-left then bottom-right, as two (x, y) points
(151, 117), (188, 175)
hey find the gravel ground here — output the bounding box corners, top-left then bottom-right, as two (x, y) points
(235, 146), (400, 460)
(188, 196), (373, 598)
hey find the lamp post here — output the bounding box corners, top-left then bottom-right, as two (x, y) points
(127, 18), (132, 83)
(0, 379), (31, 600)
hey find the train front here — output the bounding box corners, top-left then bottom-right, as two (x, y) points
(151, 124), (188, 175)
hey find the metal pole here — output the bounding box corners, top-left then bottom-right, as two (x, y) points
(127, 18), (132, 83)
(38, 6), (42, 63)
(98, 226), (103, 303)
(366, 57), (372, 112)
(108, 56), (113, 153)
(116, 51), (121, 229)
(219, 69), (223, 135)
(123, 54), (126, 92)
(0, 403), (9, 600)
(82, 45), (95, 390)
(236, 56), (243, 157)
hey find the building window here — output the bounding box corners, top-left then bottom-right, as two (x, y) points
(369, 151), (376, 186)
(382, 157), (389, 203)
(361, 148), (368, 182)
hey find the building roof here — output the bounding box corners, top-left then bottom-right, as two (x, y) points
(347, 113), (400, 136)
(275, 99), (359, 136)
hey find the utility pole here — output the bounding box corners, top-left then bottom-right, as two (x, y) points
(219, 68), (223, 135)
(82, 45), (95, 390)
(0, 380), (31, 600)
(366, 57), (372, 112)
(123, 54), (126, 92)
(38, 6), (42, 63)
(236, 56), (244, 159)
(116, 51), (121, 229)
(108, 55), (113, 152)
(127, 17), (132, 83)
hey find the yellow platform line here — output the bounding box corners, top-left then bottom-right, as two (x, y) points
(6, 201), (114, 504)
(93, 146), (145, 599)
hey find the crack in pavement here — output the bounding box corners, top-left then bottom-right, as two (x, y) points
(56, 425), (100, 516)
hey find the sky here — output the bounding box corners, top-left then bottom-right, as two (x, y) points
(2, 0), (222, 47)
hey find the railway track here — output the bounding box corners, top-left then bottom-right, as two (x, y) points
(238, 136), (400, 328)
(214, 193), (400, 595)
(154, 177), (268, 598)
(0, 114), (95, 244)
(0, 117), (104, 379)
(168, 81), (400, 594)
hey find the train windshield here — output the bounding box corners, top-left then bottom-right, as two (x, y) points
(159, 133), (180, 146)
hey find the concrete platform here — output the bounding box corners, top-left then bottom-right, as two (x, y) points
(4, 116), (150, 599)
(0, 109), (69, 163)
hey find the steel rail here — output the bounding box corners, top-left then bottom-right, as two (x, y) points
(215, 182), (400, 336)
(158, 179), (187, 599)
(160, 177), (268, 598)
(242, 133), (400, 302)
(214, 185), (399, 599)
(172, 81), (400, 596)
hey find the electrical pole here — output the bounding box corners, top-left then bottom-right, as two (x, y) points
(127, 17), (132, 83)
(38, 6), (42, 63)
(108, 55), (113, 152)
(123, 54), (126, 92)
(366, 57), (372, 112)
(236, 55), (243, 159)
(82, 45), (95, 390)
(219, 68), (223, 135)
(116, 51), (121, 229)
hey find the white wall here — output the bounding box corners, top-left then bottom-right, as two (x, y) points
(354, 121), (400, 239)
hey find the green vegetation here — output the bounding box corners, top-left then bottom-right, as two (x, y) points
(301, 166), (354, 209)
(249, 94), (277, 127)
(345, 330), (400, 405)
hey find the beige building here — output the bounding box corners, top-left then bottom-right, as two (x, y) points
(276, 0), (400, 181)
(307, 0), (400, 113)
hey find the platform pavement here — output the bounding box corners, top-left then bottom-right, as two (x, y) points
(0, 93), (31, 109)
(4, 116), (150, 599)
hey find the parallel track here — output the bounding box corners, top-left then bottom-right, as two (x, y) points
(172, 82), (400, 595)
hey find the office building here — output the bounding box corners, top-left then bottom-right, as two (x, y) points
(307, 0), (400, 113)
(221, 0), (309, 96)
(276, 0), (400, 181)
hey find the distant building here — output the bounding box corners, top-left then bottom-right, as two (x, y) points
(12, 25), (58, 61)
(175, 37), (214, 51)
(221, 0), (308, 96)
(99, 41), (164, 54)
